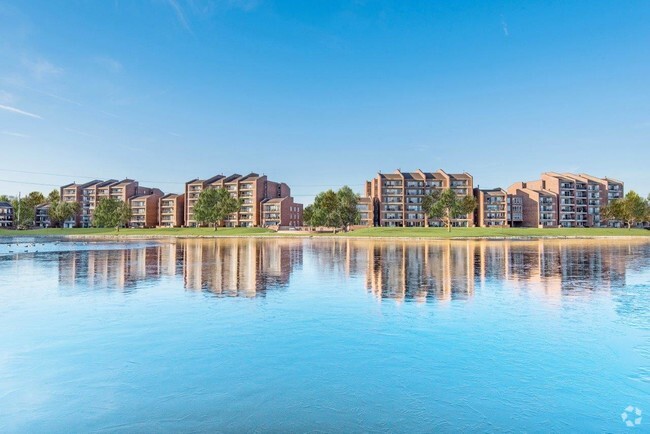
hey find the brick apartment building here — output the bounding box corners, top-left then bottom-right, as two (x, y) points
(473, 188), (524, 227)
(364, 169), (474, 227)
(129, 192), (164, 228)
(508, 172), (624, 228)
(61, 179), (163, 228)
(260, 196), (303, 227)
(159, 193), (185, 228)
(184, 172), (302, 227)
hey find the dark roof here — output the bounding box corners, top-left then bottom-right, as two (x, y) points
(0, 201), (12, 208)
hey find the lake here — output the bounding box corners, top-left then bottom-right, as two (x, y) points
(0, 238), (648, 432)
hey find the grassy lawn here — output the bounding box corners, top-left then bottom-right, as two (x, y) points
(0, 226), (648, 238)
(0, 227), (276, 237)
(346, 227), (650, 238)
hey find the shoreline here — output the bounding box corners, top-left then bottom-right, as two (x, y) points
(2, 233), (650, 242)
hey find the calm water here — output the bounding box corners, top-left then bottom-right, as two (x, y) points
(0, 237), (649, 432)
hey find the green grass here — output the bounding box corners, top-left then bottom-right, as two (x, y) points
(345, 227), (650, 238)
(0, 227), (275, 237)
(0, 226), (648, 238)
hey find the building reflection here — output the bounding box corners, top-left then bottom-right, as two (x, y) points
(57, 239), (303, 297)
(56, 238), (644, 302)
(309, 239), (636, 303)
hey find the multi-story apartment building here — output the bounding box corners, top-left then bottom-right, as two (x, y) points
(63, 179), (162, 228)
(508, 195), (524, 227)
(61, 180), (104, 228)
(184, 172), (295, 227)
(364, 169), (474, 227)
(357, 197), (374, 227)
(129, 192), (163, 228)
(159, 193), (185, 228)
(507, 182), (558, 228)
(0, 201), (13, 228)
(260, 196), (303, 227)
(474, 188), (509, 227)
(513, 172), (624, 228)
(34, 204), (51, 228)
(576, 173), (624, 227)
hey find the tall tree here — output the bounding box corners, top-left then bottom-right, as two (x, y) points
(47, 189), (61, 203)
(93, 198), (132, 231)
(311, 189), (341, 228)
(49, 201), (80, 228)
(603, 191), (647, 229)
(193, 188), (242, 231)
(307, 186), (361, 231)
(303, 204), (315, 229)
(0, 195), (10, 203)
(422, 188), (477, 232)
(337, 186), (361, 230)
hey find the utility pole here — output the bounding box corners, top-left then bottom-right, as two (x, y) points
(17, 192), (21, 229)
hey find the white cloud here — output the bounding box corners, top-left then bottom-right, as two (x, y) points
(1, 131), (30, 138)
(65, 128), (99, 139)
(23, 58), (64, 80)
(166, 0), (191, 30)
(0, 104), (42, 119)
(94, 56), (123, 73)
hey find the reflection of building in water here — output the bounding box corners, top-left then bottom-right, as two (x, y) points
(58, 244), (178, 290)
(57, 240), (302, 296)
(363, 241), (475, 302)
(182, 239), (302, 296)
(315, 239), (636, 303)
(500, 240), (628, 297)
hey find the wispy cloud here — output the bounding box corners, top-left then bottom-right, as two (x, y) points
(22, 58), (64, 80)
(0, 104), (42, 119)
(166, 0), (191, 31)
(65, 128), (99, 139)
(501, 15), (509, 37)
(94, 56), (123, 73)
(1, 131), (30, 138)
(168, 132), (181, 137)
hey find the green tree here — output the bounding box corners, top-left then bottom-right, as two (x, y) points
(49, 201), (80, 228)
(11, 191), (46, 228)
(422, 188), (477, 232)
(603, 191), (647, 229)
(0, 195), (10, 203)
(193, 188), (242, 231)
(303, 204), (315, 229)
(307, 186), (361, 231)
(311, 189), (341, 228)
(337, 186), (360, 230)
(47, 189), (61, 203)
(93, 198), (132, 231)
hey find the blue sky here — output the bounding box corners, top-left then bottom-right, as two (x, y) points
(1, 0), (649, 202)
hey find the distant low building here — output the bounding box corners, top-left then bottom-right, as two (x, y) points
(34, 204), (51, 228)
(0, 201), (14, 228)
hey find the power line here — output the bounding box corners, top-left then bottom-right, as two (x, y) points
(0, 168), (364, 188)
